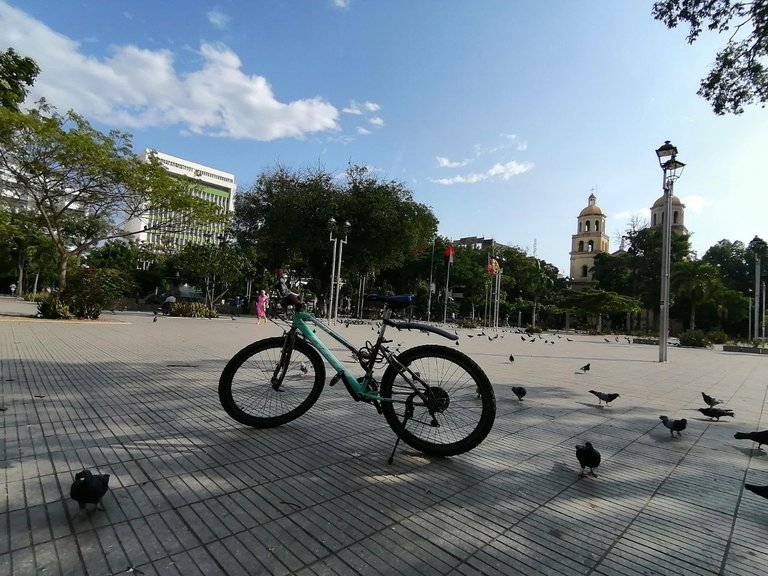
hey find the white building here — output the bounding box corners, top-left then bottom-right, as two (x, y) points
(124, 150), (236, 248)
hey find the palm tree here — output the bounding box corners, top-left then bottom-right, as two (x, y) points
(671, 261), (721, 331)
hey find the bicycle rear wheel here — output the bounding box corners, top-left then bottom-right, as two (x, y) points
(379, 345), (495, 457)
(219, 336), (326, 428)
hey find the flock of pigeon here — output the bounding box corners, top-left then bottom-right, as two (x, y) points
(499, 333), (768, 500)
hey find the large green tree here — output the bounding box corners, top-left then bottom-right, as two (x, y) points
(671, 260), (722, 330)
(653, 0), (768, 114)
(234, 164), (438, 307)
(0, 48), (40, 111)
(0, 103), (224, 290)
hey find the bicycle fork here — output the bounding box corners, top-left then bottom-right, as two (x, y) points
(271, 329), (297, 390)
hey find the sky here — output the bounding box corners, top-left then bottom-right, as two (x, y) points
(2, 0), (767, 275)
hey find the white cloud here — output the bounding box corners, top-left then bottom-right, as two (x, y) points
(679, 194), (711, 215)
(207, 9), (230, 30)
(368, 116), (384, 127)
(363, 101), (380, 112)
(431, 161), (534, 185)
(435, 156), (471, 168)
(614, 208), (650, 220)
(356, 126), (371, 135)
(342, 99), (381, 116)
(332, 0), (351, 8)
(0, 1), (340, 141)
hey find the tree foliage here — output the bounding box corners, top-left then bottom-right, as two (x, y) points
(0, 48), (40, 111)
(0, 103), (225, 289)
(652, 0), (768, 114)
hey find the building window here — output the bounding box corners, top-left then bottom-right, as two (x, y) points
(652, 213), (657, 226)
(588, 240), (594, 252)
(578, 222), (582, 233)
(581, 265), (588, 277)
(585, 221), (591, 232)
(673, 210), (679, 224)
(595, 220), (600, 232)
(578, 240), (584, 252)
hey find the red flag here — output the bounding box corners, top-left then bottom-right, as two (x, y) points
(443, 244), (454, 265)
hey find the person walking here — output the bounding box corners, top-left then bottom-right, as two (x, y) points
(256, 290), (269, 324)
(9, 283), (16, 297)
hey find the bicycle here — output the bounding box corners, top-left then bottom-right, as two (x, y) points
(218, 292), (496, 462)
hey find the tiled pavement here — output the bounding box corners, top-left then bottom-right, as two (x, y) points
(1, 295), (767, 576)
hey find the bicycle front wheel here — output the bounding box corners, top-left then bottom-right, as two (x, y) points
(379, 345), (496, 457)
(219, 336), (326, 428)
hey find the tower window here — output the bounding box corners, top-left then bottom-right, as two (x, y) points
(673, 210), (679, 224)
(578, 222), (582, 233)
(578, 241), (584, 252)
(585, 221), (591, 232)
(588, 240), (594, 252)
(595, 220), (600, 232)
(652, 213), (657, 226)
(581, 265), (588, 277)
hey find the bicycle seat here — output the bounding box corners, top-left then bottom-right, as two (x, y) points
(366, 294), (414, 310)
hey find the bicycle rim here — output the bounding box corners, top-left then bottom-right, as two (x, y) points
(380, 345), (495, 456)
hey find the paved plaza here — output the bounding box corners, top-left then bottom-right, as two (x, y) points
(1, 295), (767, 575)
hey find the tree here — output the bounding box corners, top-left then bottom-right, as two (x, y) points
(671, 260), (722, 330)
(702, 239), (751, 292)
(0, 48), (40, 111)
(652, 0), (768, 114)
(0, 103), (225, 290)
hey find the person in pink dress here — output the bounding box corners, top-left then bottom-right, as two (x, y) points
(256, 290), (269, 324)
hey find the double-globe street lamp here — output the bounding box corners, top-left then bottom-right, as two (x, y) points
(655, 141), (685, 363)
(328, 218), (351, 322)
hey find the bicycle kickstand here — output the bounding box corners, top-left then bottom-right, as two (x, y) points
(387, 394), (416, 465)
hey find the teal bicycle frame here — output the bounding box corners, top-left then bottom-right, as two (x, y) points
(281, 307), (458, 404)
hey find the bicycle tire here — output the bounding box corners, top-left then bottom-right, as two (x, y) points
(379, 345), (496, 457)
(219, 336), (326, 428)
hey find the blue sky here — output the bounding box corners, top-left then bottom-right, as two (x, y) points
(2, 0), (766, 274)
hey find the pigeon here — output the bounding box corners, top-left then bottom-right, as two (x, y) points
(575, 442), (601, 477)
(566, 337), (573, 342)
(299, 362), (308, 375)
(589, 390), (620, 405)
(659, 415), (687, 437)
(744, 484), (768, 499)
(153, 311), (158, 323)
(70, 470), (110, 512)
(520, 336), (526, 341)
(698, 407), (734, 421)
(508, 354), (515, 363)
(604, 338), (610, 343)
(579, 363), (590, 373)
(511, 386), (527, 401)
(701, 392), (722, 408)
(734, 430), (768, 449)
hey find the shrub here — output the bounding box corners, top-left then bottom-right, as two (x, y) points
(37, 295), (71, 319)
(706, 331), (729, 344)
(170, 302), (219, 318)
(457, 318), (480, 329)
(525, 325), (543, 333)
(678, 329), (711, 348)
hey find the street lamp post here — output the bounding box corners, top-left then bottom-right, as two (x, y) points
(426, 237), (436, 323)
(328, 218), (338, 320)
(334, 221), (351, 320)
(655, 140), (686, 362)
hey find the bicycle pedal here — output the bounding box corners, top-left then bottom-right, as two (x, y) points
(329, 372), (344, 386)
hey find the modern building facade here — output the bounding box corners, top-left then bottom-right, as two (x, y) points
(124, 150), (236, 248)
(569, 193), (609, 288)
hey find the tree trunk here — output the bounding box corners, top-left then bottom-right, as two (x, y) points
(57, 252), (69, 291)
(690, 307), (696, 332)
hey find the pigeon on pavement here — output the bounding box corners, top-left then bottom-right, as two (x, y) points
(589, 390), (620, 406)
(734, 430), (768, 449)
(511, 386), (527, 401)
(579, 363), (590, 373)
(70, 470), (110, 512)
(744, 484), (768, 500)
(659, 415), (687, 437)
(698, 407), (734, 421)
(701, 392), (723, 408)
(576, 442), (601, 477)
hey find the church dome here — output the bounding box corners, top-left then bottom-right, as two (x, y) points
(652, 194), (684, 208)
(578, 193), (603, 217)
